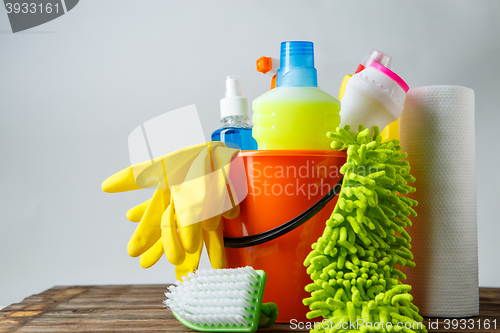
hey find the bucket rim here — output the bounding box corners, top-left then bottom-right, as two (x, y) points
(238, 149), (347, 157)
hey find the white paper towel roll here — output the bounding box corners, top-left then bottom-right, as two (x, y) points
(400, 85), (478, 317)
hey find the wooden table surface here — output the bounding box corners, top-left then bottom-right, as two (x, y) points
(1, 285), (498, 332)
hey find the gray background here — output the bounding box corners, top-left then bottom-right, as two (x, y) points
(1, 0), (499, 308)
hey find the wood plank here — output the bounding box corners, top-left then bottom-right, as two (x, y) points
(1, 285), (498, 332)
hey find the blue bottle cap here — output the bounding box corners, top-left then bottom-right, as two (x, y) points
(276, 41), (318, 88)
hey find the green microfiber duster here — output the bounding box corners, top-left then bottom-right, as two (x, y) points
(303, 126), (427, 333)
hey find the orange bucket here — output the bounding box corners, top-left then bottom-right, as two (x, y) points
(223, 150), (346, 323)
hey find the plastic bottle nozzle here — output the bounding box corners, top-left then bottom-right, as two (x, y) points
(276, 41), (317, 87)
(256, 56), (280, 90)
(257, 57), (272, 74)
(356, 49), (392, 73)
(221, 76), (248, 118)
(257, 56), (280, 76)
(225, 75), (243, 98)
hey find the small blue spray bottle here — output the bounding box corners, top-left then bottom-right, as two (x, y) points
(211, 76), (258, 151)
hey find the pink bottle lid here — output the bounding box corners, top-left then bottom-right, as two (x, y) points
(370, 62), (409, 93)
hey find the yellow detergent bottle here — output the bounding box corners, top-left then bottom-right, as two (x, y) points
(252, 41), (341, 150)
(338, 49), (400, 141)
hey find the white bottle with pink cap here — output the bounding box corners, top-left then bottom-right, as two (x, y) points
(339, 62), (409, 134)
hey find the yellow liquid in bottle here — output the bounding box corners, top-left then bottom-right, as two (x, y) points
(252, 87), (341, 150)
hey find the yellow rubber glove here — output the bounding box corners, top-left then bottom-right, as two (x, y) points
(140, 238), (164, 269)
(126, 199), (151, 222)
(102, 142), (243, 278)
(161, 143), (242, 279)
(202, 143), (244, 271)
(121, 196), (165, 269)
(139, 197), (239, 271)
(174, 240), (204, 280)
(102, 143), (209, 267)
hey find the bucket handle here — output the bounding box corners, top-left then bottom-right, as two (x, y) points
(223, 177), (343, 248)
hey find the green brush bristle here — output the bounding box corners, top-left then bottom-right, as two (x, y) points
(304, 126), (427, 333)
